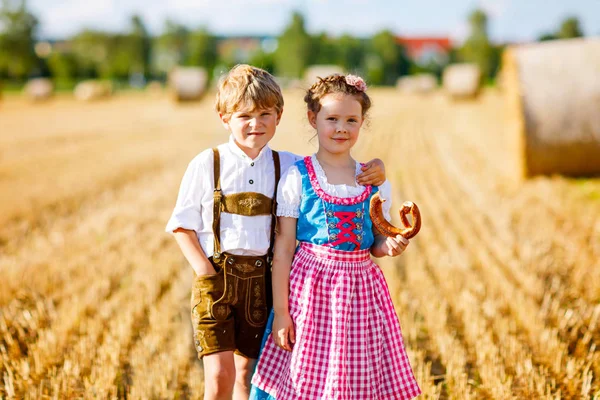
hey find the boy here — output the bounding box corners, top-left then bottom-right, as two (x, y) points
(165, 64), (386, 400)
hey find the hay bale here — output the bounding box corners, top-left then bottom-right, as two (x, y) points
(74, 80), (112, 101)
(503, 37), (600, 177)
(396, 74), (438, 94)
(304, 65), (345, 86)
(23, 78), (53, 102)
(168, 67), (208, 102)
(442, 63), (481, 99)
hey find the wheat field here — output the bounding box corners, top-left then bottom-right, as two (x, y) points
(1, 88), (599, 399)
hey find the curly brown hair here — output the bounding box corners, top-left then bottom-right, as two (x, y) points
(304, 74), (371, 117)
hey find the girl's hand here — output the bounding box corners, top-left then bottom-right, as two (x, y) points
(357, 158), (386, 186)
(273, 312), (295, 351)
(384, 235), (409, 257)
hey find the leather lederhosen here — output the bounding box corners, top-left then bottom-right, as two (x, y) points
(190, 148), (280, 359)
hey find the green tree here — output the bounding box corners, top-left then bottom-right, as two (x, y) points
(365, 30), (409, 85)
(103, 34), (135, 80)
(538, 33), (557, 41)
(557, 17), (583, 39)
(310, 33), (339, 66)
(336, 34), (365, 73)
(458, 9), (495, 79)
(538, 16), (584, 42)
(185, 28), (218, 75)
(70, 30), (111, 79)
(249, 49), (275, 74)
(0, 0), (39, 79)
(129, 15), (151, 76)
(274, 12), (311, 78)
(47, 51), (78, 82)
(152, 20), (189, 76)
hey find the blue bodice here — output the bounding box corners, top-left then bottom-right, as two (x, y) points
(295, 157), (378, 251)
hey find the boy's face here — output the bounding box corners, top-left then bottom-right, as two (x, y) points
(220, 105), (282, 157)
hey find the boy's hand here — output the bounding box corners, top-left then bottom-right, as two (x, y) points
(273, 312), (295, 351)
(357, 158), (386, 186)
(383, 235), (409, 257)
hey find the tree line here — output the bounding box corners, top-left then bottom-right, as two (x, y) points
(0, 0), (587, 87)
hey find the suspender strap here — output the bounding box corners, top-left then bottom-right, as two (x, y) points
(212, 148), (223, 259)
(268, 150), (281, 262)
(211, 148), (280, 262)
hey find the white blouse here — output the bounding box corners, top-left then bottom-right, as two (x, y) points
(277, 154), (393, 222)
(165, 135), (301, 256)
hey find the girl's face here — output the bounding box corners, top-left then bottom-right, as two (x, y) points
(308, 93), (364, 156)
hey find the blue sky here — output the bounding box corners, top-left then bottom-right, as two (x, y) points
(29, 0), (600, 43)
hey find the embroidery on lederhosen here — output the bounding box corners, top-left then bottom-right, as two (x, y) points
(222, 192), (273, 216)
(247, 277), (266, 326)
(240, 198), (262, 208)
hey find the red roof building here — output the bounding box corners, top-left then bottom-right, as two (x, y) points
(396, 37), (453, 65)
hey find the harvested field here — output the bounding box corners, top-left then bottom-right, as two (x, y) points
(1, 89), (599, 398)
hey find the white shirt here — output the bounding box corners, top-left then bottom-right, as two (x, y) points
(165, 135), (301, 256)
(276, 154), (393, 221)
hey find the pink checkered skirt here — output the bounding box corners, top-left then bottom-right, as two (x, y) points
(251, 243), (421, 399)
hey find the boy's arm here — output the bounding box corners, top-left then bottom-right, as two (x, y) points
(357, 158), (386, 186)
(173, 228), (216, 276)
(271, 216), (298, 351)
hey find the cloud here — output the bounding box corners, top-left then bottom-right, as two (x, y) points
(480, 0), (511, 18)
(450, 21), (470, 44)
(32, 0), (125, 37)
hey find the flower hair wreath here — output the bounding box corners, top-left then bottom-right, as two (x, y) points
(345, 75), (367, 92)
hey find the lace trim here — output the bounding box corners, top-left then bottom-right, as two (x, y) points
(276, 204), (299, 218)
(310, 154), (366, 197)
(303, 156), (372, 206)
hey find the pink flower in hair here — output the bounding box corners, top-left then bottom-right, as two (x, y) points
(345, 75), (367, 92)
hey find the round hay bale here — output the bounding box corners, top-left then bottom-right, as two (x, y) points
(396, 74), (438, 94)
(503, 37), (600, 177)
(74, 80), (112, 101)
(168, 67), (208, 102)
(304, 65), (345, 86)
(442, 63), (481, 99)
(23, 78), (53, 102)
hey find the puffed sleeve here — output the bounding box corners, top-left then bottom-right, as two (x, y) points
(276, 164), (302, 218)
(165, 153), (209, 233)
(377, 180), (393, 223)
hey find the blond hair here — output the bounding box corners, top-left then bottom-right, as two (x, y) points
(304, 74), (371, 117)
(215, 64), (284, 118)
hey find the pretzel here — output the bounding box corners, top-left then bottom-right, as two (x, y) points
(369, 192), (421, 239)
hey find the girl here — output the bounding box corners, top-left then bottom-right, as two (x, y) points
(250, 74), (421, 399)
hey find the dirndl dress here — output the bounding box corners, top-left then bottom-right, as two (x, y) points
(250, 155), (421, 400)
